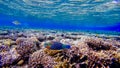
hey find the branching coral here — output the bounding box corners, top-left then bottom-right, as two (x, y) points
(114, 53), (120, 63)
(54, 59), (74, 68)
(44, 48), (62, 56)
(28, 50), (56, 68)
(86, 50), (114, 68)
(0, 45), (10, 52)
(0, 30), (120, 68)
(16, 38), (38, 57)
(3, 39), (13, 46)
(85, 37), (116, 51)
(54, 38), (118, 68)
(0, 48), (20, 66)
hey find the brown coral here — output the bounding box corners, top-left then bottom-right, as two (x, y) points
(114, 53), (120, 63)
(54, 59), (74, 68)
(44, 48), (62, 56)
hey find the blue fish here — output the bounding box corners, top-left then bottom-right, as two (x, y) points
(44, 41), (71, 50)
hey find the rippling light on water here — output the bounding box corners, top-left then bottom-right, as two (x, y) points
(0, 0), (120, 32)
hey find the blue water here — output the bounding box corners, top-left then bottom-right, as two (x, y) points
(0, 0), (120, 34)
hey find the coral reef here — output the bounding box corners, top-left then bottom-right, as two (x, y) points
(44, 48), (62, 56)
(54, 59), (74, 68)
(16, 38), (39, 57)
(0, 48), (20, 66)
(85, 37), (116, 51)
(0, 45), (10, 52)
(2, 39), (16, 46)
(29, 50), (56, 68)
(114, 53), (120, 63)
(0, 29), (120, 68)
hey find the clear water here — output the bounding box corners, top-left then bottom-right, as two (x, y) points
(0, 0), (120, 35)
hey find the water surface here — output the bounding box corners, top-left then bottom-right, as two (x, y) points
(0, 0), (120, 34)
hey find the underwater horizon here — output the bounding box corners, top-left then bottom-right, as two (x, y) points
(0, 0), (120, 35)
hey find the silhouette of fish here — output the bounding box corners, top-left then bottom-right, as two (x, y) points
(44, 41), (71, 50)
(12, 20), (21, 25)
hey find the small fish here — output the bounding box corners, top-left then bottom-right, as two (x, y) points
(44, 41), (71, 50)
(12, 20), (21, 25)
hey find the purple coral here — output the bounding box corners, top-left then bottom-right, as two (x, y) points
(29, 50), (56, 68)
(0, 55), (2, 67)
(85, 37), (116, 51)
(16, 38), (38, 57)
(0, 45), (10, 52)
(0, 48), (20, 66)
